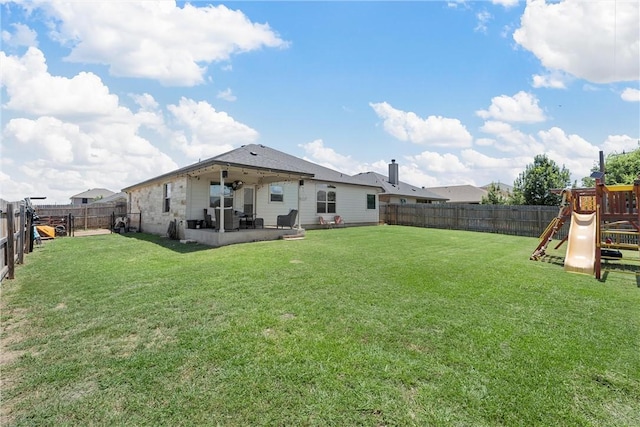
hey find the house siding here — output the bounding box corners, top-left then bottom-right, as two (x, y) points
(249, 180), (378, 228)
(384, 195), (418, 204)
(127, 177), (379, 237)
(289, 180), (379, 227)
(186, 177), (211, 221)
(255, 181), (298, 226)
(129, 176), (188, 238)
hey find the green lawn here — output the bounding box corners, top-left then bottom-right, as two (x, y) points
(2, 226), (639, 426)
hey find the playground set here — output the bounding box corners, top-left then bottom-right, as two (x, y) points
(530, 162), (640, 280)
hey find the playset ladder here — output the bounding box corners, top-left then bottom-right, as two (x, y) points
(530, 192), (570, 260)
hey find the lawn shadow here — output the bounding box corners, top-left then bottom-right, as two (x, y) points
(541, 254), (640, 286)
(600, 259), (640, 286)
(120, 232), (213, 254)
(539, 255), (565, 268)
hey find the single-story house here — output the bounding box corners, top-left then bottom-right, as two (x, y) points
(70, 188), (116, 205)
(423, 185), (489, 204)
(122, 144), (383, 246)
(353, 159), (447, 204)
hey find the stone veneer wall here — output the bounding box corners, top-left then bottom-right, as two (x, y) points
(128, 176), (188, 239)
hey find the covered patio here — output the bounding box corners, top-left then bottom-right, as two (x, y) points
(183, 225), (304, 247)
(175, 145), (313, 246)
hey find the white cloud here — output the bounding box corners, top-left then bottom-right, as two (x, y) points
(447, 1), (468, 9)
(492, 0), (519, 8)
(402, 150), (522, 188)
(621, 87), (640, 102)
(582, 84), (600, 92)
(532, 71), (569, 89)
(460, 149), (530, 185)
(479, 120), (543, 154)
(3, 115), (178, 202)
(299, 139), (373, 176)
(537, 127), (600, 182)
(1, 48), (121, 117)
(29, 1), (288, 86)
(6, 117), (80, 164)
(514, 0), (640, 83)
(475, 11), (492, 33)
(602, 135), (639, 154)
(217, 88), (237, 102)
(461, 149), (529, 171)
(475, 137), (495, 147)
(395, 162), (442, 188)
(538, 127), (598, 158)
(476, 91), (546, 123)
(0, 48), (180, 203)
(407, 151), (469, 174)
(366, 158), (443, 188)
(370, 102), (473, 147)
(1, 23), (38, 48)
(500, 24), (514, 39)
(167, 97), (258, 159)
(0, 170), (41, 203)
(130, 93), (160, 111)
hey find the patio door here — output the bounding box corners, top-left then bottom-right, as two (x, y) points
(243, 187), (254, 215)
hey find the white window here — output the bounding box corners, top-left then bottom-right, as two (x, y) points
(317, 185), (336, 214)
(270, 184), (284, 202)
(163, 183), (171, 212)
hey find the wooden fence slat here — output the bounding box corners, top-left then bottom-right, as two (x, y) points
(380, 203), (569, 239)
(34, 202), (127, 231)
(1, 199), (33, 281)
(6, 203), (15, 280)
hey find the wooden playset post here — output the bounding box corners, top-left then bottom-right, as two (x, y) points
(594, 179), (603, 280)
(594, 151), (605, 280)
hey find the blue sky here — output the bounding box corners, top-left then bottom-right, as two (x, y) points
(1, 0), (639, 204)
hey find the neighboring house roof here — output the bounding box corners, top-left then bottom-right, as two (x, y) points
(92, 192), (127, 204)
(481, 182), (513, 195)
(353, 172), (448, 202)
(123, 144), (381, 191)
(424, 185), (488, 203)
(70, 188), (115, 200)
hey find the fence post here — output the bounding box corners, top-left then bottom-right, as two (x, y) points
(18, 203), (25, 264)
(27, 209), (33, 253)
(7, 203), (15, 279)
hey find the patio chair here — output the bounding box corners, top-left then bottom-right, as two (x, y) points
(277, 209), (298, 229)
(318, 216), (332, 228)
(214, 208), (241, 231)
(334, 215), (345, 227)
(203, 209), (214, 228)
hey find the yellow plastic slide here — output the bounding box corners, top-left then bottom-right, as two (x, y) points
(564, 212), (596, 275)
(36, 225), (56, 239)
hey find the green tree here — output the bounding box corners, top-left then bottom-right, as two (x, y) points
(511, 154), (571, 205)
(481, 183), (508, 205)
(582, 147), (640, 186)
(602, 148), (640, 185)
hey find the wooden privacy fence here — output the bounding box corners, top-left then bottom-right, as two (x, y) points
(1, 200), (30, 282)
(35, 203), (127, 231)
(380, 203), (566, 239)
